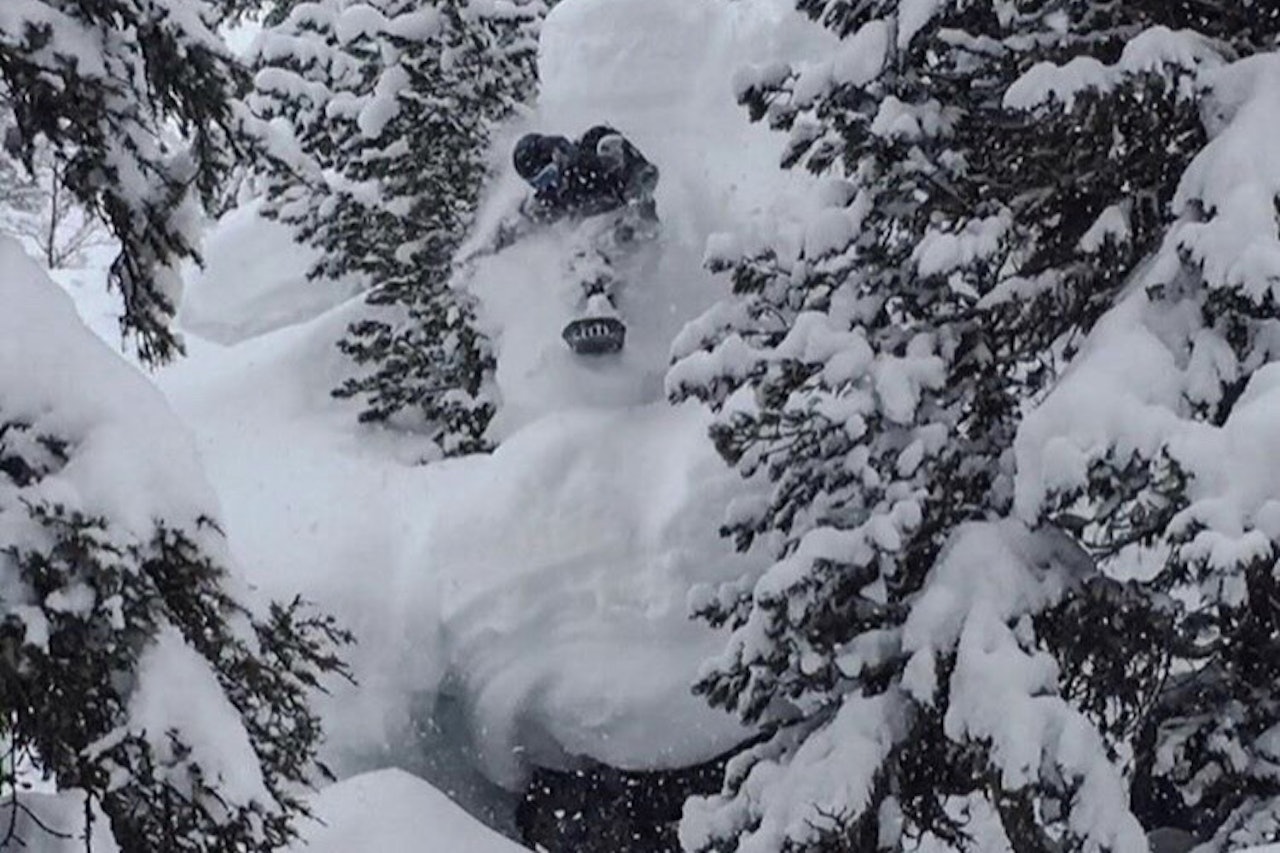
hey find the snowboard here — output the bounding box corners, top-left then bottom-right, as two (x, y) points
(562, 290), (625, 355)
(562, 315), (627, 355)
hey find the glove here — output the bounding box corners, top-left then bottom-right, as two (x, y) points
(531, 161), (561, 193)
(623, 162), (659, 203)
(520, 193), (561, 224)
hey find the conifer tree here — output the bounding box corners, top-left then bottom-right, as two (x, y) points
(0, 0), (259, 363)
(252, 0), (544, 455)
(1, 4), (351, 851)
(1012, 7), (1280, 849)
(249, 0), (381, 282)
(0, 238), (351, 852)
(668, 2), (1270, 851)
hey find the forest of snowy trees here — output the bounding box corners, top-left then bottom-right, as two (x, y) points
(1, 0), (1280, 852)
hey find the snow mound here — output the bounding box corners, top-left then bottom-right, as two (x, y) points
(293, 769), (531, 853)
(162, 303), (760, 794)
(0, 237), (217, 534)
(180, 199), (359, 344)
(157, 304), (448, 760)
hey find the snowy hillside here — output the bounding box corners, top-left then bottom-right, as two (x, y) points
(149, 0), (832, 843)
(12, 0), (1280, 850)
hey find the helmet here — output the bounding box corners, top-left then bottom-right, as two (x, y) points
(513, 133), (551, 180)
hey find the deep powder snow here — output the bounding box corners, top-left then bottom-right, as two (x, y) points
(155, 0), (833, 842)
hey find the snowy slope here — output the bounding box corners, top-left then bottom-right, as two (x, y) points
(180, 199), (359, 344)
(153, 0), (832, 829)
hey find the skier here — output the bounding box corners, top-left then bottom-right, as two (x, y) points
(510, 126), (660, 355)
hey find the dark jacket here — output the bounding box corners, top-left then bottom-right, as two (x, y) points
(525, 126), (658, 222)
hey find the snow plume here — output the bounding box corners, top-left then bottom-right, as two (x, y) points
(141, 3), (854, 836)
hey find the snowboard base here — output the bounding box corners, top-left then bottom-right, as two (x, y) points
(563, 316), (626, 355)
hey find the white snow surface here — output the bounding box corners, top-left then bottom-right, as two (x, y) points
(291, 769), (530, 853)
(128, 626), (273, 808)
(468, 0), (834, 433)
(154, 0), (834, 802)
(0, 237), (216, 536)
(426, 402), (765, 785)
(180, 198), (359, 344)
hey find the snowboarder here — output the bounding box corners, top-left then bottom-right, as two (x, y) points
(512, 125), (659, 225)
(511, 126), (660, 355)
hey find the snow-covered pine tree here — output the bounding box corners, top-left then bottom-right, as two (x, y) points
(0, 0), (260, 363)
(667, 3), (1240, 851)
(252, 0), (544, 456)
(332, 0), (543, 452)
(1012, 9), (1280, 850)
(250, 0), (382, 284)
(0, 234), (351, 852)
(1, 4), (351, 851)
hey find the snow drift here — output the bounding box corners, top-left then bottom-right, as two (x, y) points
(294, 769), (531, 852)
